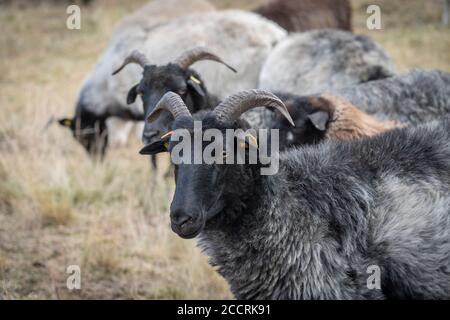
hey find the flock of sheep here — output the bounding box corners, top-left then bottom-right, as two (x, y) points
(58, 0), (450, 299)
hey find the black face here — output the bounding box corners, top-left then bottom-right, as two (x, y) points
(171, 158), (228, 239)
(140, 117), (255, 239)
(275, 95), (332, 149)
(127, 64), (209, 145)
(58, 109), (108, 158)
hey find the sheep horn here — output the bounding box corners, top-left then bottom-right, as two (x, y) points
(213, 89), (295, 126)
(146, 92), (193, 123)
(112, 50), (150, 75)
(173, 46), (237, 73)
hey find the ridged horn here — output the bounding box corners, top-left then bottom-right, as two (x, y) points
(112, 50), (150, 75)
(146, 92), (193, 123)
(213, 89), (294, 126)
(173, 46), (237, 73)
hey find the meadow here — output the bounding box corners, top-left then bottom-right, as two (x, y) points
(0, 0), (448, 299)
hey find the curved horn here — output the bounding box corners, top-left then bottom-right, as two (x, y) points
(173, 46), (237, 73)
(112, 50), (150, 75)
(213, 89), (294, 126)
(146, 92), (193, 123)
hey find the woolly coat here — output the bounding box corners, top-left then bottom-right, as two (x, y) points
(198, 118), (450, 299)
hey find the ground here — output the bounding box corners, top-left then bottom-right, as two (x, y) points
(0, 0), (448, 299)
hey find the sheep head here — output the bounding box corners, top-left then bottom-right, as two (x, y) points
(139, 89), (293, 239)
(274, 93), (405, 148)
(58, 107), (108, 159)
(113, 46), (237, 145)
(272, 94), (334, 148)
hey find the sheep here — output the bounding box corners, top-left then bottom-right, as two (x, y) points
(139, 89), (450, 300)
(330, 69), (450, 122)
(58, 0), (217, 157)
(272, 70), (450, 148)
(270, 93), (403, 148)
(258, 29), (396, 96)
(112, 10), (286, 145)
(253, 0), (352, 32)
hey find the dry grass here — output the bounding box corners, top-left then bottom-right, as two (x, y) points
(352, 0), (450, 71)
(0, 0), (448, 299)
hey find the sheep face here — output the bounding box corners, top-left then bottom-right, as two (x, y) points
(116, 47), (237, 146)
(127, 64), (209, 145)
(170, 134), (227, 239)
(146, 116), (255, 239)
(275, 95), (332, 148)
(58, 108), (108, 158)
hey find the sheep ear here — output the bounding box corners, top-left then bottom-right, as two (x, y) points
(139, 140), (168, 155)
(187, 76), (208, 111)
(236, 132), (258, 150)
(140, 131), (172, 155)
(127, 84), (139, 105)
(187, 76), (206, 98)
(307, 111), (329, 131)
(58, 118), (73, 128)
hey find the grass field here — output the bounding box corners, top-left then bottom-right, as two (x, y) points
(0, 0), (449, 299)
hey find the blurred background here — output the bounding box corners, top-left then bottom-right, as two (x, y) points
(0, 0), (449, 299)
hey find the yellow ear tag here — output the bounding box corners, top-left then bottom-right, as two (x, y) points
(189, 75), (202, 85)
(161, 131), (173, 150)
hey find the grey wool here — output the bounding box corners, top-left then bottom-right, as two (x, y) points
(333, 69), (450, 124)
(198, 117), (450, 299)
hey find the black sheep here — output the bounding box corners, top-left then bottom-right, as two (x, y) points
(140, 89), (450, 299)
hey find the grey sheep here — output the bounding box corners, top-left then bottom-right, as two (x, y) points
(259, 29), (395, 95)
(140, 89), (450, 299)
(331, 69), (450, 123)
(272, 70), (450, 148)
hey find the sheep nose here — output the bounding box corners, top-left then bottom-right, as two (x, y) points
(171, 210), (194, 230)
(142, 130), (160, 145)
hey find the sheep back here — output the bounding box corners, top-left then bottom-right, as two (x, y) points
(258, 29), (395, 96)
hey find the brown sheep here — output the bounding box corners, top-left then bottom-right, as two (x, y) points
(253, 0), (352, 32)
(274, 93), (404, 148)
